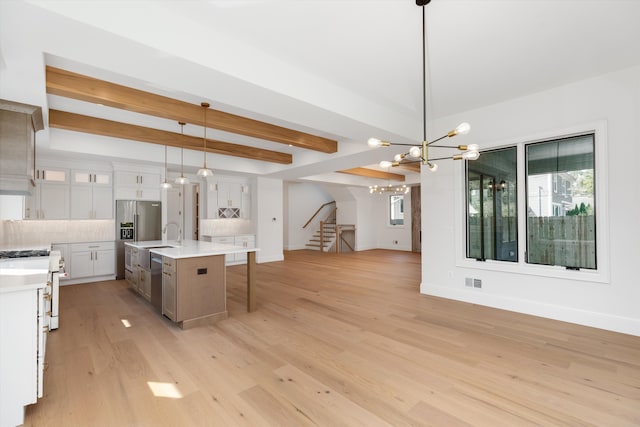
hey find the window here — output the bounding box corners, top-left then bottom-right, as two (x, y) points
(526, 134), (596, 269)
(389, 195), (404, 226)
(466, 147), (518, 262)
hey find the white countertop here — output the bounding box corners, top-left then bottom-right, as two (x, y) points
(125, 240), (258, 260)
(0, 257), (49, 293)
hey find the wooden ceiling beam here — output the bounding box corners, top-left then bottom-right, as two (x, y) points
(397, 162), (421, 173)
(46, 66), (337, 153)
(49, 110), (293, 164)
(338, 167), (405, 181)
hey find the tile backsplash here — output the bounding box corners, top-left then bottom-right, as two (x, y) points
(200, 219), (254, 237)
(0, 220), (115, 250)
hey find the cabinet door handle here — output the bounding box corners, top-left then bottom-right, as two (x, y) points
(43, 170), (46, 180)
(95, 251), (98, 260)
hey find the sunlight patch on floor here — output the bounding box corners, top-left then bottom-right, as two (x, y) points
(147, 381), (183, 399)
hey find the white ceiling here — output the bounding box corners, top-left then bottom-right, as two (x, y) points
(2, 0), (640, 187)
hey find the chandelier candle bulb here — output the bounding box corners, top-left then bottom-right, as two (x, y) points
(449, 122), (471, 137)
(368, 137), (390, 147)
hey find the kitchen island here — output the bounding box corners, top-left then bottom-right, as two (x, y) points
(125, 240), (258, 329)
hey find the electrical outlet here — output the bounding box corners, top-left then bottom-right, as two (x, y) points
(473, 279), (482, 288)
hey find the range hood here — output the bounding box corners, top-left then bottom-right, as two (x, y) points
(0, 99), (44, 196)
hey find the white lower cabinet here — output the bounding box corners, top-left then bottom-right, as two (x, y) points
(70, 241), (115, 279)
(210, 235), (255, 265)
(0, 282), (48, 427)
(234, 235), (255, 264)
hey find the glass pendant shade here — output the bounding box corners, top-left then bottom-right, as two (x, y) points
(198, 102), (213, 178)
(197, 167), (213, 177)
(161, 144), (172, 189)
(175, 121), (189, 185)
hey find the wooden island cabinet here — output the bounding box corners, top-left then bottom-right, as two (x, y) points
(126, 240), (257, 330)
(162, 254), (227, 329)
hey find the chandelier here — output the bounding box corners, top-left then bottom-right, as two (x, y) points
(367, 0), (479, 172)
(369, 183), (410, 195)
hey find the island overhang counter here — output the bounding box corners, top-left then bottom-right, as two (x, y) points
(125, 240), (258, 329)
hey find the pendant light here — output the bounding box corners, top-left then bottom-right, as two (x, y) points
(196, 101), (213, 177)
(175, 122), (190, 185)
(160, 141), (172, 189)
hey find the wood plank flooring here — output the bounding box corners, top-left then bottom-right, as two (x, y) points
(25, 250), (640, 426)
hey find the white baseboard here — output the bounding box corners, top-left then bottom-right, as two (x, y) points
(421, 282), (640, 337)
(60, 275), (116, 286)
(257, 253), (285, 264)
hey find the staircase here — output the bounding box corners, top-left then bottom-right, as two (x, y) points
(305, 222), (337, 251)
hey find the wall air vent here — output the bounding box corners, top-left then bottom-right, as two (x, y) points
(465, 278), (482, 288)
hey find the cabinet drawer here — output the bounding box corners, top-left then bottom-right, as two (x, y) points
(162, 257), (176, 273)
(234, 235), (255, 246)
(71, 241), (115, 252)
(125, 268), (135, 285)
(211, 236), (234, 245)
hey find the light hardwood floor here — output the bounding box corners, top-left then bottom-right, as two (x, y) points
(25, 250), (640, 426)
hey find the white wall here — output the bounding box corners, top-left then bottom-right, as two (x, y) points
(284, 182), (333, 250)
(283, 183), (414, 253)
(255, 177), (284, 263)
(373, 190), (413, 251)
(348, 187), (376, 251)
(421, 64), (640, 336)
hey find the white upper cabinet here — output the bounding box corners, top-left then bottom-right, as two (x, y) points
(206, 180), (251, 219)
(24, 167), (70, 220)
(70, 170), (113, 219)
(115, 170), (161, 201)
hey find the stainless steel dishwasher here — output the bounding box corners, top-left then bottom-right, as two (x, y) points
(150, 254), (163, 313)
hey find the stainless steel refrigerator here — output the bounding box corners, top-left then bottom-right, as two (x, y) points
(115, 200), (161, 279)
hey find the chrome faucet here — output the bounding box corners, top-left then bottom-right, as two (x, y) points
(162, 221), (182, 245)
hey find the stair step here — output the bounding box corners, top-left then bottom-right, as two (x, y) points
(305, 244), (330, 249)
